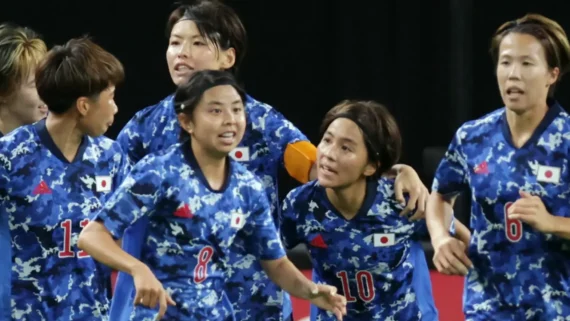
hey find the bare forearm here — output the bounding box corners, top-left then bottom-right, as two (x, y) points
(261, 258), (314, 300)
(426, 192), (455, 241)
(78, 222), (143, 275)
(550, 216), (570, 240)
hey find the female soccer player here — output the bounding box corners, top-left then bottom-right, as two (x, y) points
(78, 69), (347, 321)
(0, 23), (48, 319)
(0, 37), (128, 321)
(0, 23), (47, 136)
(427, 13), (570, 320)
(280, 100), (468, 321)
(115, 2), (428, 320)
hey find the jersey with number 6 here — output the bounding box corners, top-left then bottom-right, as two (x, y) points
(0, 119), (129, 321)
(280, 178), (438, 321)
(433, 101), (570, 320)
(94, 141), (286, 321)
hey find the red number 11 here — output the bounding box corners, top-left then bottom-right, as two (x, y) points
(58, 219), (90, 258)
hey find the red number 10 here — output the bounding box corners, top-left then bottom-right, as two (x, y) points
(504, 202), (523, 243)
(336, 271), (375, 303)
(58, 219), (90, 258)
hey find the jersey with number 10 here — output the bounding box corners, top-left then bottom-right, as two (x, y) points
(280, 178), (438, 321)
(94, 142), (286, 321)
(0, 119), (129, 320)
(433, 101), (570, 320)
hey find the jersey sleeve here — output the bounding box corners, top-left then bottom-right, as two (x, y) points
(116, 114), (146, 165)
(0, 160), (9, 208)
(262, 106), (310, 165)
(242, 181), (286, 261)
(432, 128), (469, 196)
(279, 189), (304, 249)
(93, 156), (165, 240)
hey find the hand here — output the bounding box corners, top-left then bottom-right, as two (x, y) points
(394, 165), (429, 220)
(432, 235), (473, 276)
(508, 191), (556, 233)
(308, 284), (347, 320)
(131, 264), (176, 320)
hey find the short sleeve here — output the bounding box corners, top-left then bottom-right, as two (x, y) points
(432, 128), (469, 196)
(280, 189), (304, 249)
(93, 156), (165, 240)
(241, 181), (286, 261)
(261, 104), (309, 164)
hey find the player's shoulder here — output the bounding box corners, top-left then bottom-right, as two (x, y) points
(371, 177), (404, 211)
(129, 94), (174, 125)
(0, 124), (40, 158)
(286, 179), (323, 200)
(89, 136), (125, 156)
(285, 180), (320, 206)
(450, 108), (504, 148)
(245, 94), (287, 122)
(137, 142), (182, 167)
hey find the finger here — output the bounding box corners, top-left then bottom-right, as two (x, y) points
(509, 207), (535, 216)
(333, 307), (344, 321)
(394, 182), (406, 206)
(156, 292), (168, 320)
(147, 291), (158, 310)
(456, 250), (474, 269)
(435, 254), (459, 275)
(415, 188), (428, 216)
(166, 293), (176, 306)
(519, 190), (533, 198)
(400, 192), (418, 217)
(133, 291), (143, 306)
(328, 286), (337, 295)
(447, 247), (469, 275)
(509, 213), (534, 224)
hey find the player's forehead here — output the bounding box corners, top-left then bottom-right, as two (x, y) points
(201, 85), (242, 106)
(324, 118), (366, 145)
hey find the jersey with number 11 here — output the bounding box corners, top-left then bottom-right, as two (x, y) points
(280, 178), (438, 321)
(0, 119), (129, 321)
(433, 101), (570, 319)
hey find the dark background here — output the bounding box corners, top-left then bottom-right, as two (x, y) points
(3, 0), (569, 192)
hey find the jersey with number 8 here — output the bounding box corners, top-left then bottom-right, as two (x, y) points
(0, 120), (129, 321)
(94, 142), (286, 321)
(280, 178), (439, 321)
(433, 102), (570, 320)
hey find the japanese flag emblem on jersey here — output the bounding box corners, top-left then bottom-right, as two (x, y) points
(95, 176), (112, 192)
(231, 212), (246, 229)
(536, 165), (560, 184)
(230, 147), (250, 162)
(373, 233), (395, 247)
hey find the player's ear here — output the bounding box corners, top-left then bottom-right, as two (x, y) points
(75, 96), (91, 117)
(363, 161), (378, 177)
(177, 113), (194, 134)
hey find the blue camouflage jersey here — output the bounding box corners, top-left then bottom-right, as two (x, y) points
(280, 178), (439, 321)
(0, 119), (129, 321)
(94, 141), (287, 321)
(116, 94), (308, 320)
(433, 100), (570, 320)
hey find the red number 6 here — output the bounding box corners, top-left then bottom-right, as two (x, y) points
(504, 202), (523, 242)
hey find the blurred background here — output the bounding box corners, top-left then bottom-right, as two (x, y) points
(3, 0), (568, 320)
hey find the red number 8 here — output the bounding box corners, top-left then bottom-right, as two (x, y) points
(504, 202), (523, 242)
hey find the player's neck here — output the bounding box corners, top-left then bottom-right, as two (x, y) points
(190, 142), (228, 191)
(45, 114), (84, 162)
(0, 108), (23, 135)
(505, 103), (548, 148)
(325, 179), (367, 220)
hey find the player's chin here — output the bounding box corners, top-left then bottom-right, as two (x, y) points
(317, 176), (340, 189)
